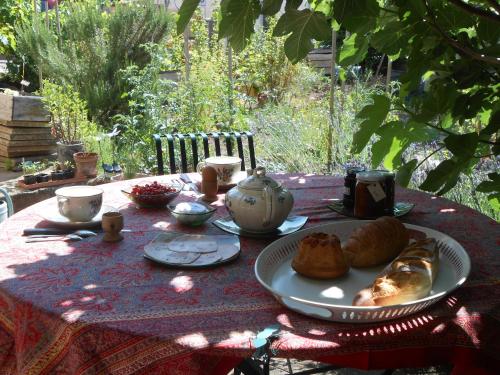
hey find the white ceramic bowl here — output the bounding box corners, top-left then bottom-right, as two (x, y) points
(168, 201), (216, 226)
(55, 186), (103, 222)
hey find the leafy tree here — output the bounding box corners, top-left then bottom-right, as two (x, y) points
(178, 0), (500, 211)
(0, 0), (31, 56)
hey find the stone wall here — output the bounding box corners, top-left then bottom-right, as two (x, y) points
(0, 177), (61, 213)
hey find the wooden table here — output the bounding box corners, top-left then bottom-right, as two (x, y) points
(0, 174), (498, 374)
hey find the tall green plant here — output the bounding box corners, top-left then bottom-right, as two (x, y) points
(15, 0), (173, 126)
(40, 80), (96, 144)
(177, 0), (500, 212)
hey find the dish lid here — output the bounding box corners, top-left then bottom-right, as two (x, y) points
(169, 201), (215, 214)
(237, 167), (280, 190)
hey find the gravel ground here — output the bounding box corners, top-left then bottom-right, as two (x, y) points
(0, 168), (22, 182)
(229, 358), (452, 374)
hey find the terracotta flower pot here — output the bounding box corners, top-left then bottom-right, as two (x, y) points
(74, 152), (98, 178)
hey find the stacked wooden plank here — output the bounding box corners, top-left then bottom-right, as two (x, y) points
(0, 93), (55, 167)
(307, 48), (332, 74)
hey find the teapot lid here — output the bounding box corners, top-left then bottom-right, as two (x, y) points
(237, 167), (280, 190)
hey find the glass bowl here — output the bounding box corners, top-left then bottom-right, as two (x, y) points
(168, 201), (216, 226)
(122, 181), (182, 209)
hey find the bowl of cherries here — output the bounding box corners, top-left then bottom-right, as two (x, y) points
(122, 181), (183, 209)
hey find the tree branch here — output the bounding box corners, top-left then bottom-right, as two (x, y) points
(415, 145), (445, 170)
(423, 0), (500, 65)
(448, 0), (500, 23)
(486, 0), (500, 14)
(395, 104), (500, 146)
(380, 7), (398, 14)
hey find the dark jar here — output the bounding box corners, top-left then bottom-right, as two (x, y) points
(343, 167), (365, 208)
(378, 170), (395, 215)
(354, 171), (386, 219)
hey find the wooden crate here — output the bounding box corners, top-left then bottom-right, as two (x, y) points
(0, 125), (52, 136)
(0, 137), (55, 147)
(0, 145), (56, 158)
(0, 131), (55, 143)
(307, 48), (332, 73)
(0, 94), (50, 123)
(0, 119), (51, 128)
(0, 109), (55, 159)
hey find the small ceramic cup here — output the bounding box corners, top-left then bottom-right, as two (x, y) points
(197, 156), (241, 185)
(102, 212), (124, 242)
(55, 186), (103, 222)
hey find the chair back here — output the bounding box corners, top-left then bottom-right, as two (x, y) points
(0, 187), (13, 223)
(153, 131), (256, 175)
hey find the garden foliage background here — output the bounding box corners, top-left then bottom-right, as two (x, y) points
(0, 0), (498, 221)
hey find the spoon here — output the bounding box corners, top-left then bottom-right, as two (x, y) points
(25, 234), (84, 243)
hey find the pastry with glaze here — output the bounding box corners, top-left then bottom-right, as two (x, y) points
(292, 232), (350, 279)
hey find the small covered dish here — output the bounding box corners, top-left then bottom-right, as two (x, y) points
(168, 201), (216, 226)
(225, 166), (293, 233)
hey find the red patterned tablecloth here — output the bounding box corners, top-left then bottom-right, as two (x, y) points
(0, 174), (498, 375)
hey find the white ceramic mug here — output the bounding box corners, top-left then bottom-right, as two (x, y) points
(197, 156), (242, 185)
(55, 186), (103, 222)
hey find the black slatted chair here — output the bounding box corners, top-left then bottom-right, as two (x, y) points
(152, 131), (256, 175)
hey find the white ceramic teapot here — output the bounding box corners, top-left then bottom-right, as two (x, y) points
(225, 167), (293, 233)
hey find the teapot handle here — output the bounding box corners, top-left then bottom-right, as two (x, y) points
(263, 185), (273, 227)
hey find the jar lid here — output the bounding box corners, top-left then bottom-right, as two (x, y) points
(238, 166), (280, 190)
(373, 169), (395, 178)
(356, 171), (385, 182)
(346, 166), (365, 176)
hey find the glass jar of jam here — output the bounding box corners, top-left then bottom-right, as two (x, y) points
(380, 170), (395, 215)
(354, 171), (386, 218)
(343, 167), (365, 208)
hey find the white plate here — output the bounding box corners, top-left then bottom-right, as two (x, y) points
(254, 221), (471, 323)
(40, 205), (117, 228)
(144, 232), (240, 268)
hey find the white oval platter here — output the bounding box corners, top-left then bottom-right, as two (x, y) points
(254, 220), (471, 323)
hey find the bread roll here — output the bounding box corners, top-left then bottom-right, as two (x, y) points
(292, 233), (349, 279)
(352, 287), (375, 306)
(396, 238), (439, 282)
(343, 216), (409, 268)
(353, 238), (440, 306)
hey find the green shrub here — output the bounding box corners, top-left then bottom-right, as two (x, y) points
(40, 80), (96, 144)
(15, 0), (173, 126)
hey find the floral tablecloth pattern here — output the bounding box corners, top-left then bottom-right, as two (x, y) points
(0, 174), (498, 374)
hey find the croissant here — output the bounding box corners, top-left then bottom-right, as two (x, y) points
(343, 216), (409, 268)
(292, 233), (350, 279)
(353, 238), (440, 306)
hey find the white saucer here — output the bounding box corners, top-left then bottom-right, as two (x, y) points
(40, 205), (117, 228)
(213, 216), (308, 238)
